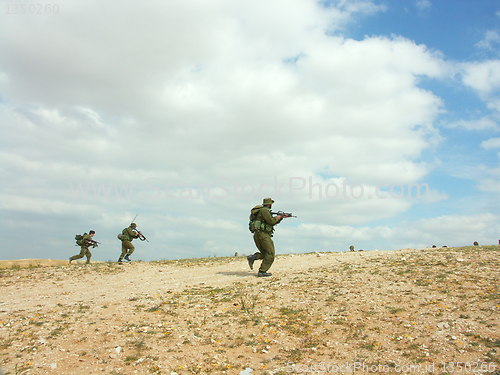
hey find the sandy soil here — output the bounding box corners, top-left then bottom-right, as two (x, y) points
(0, 246), (498, 374)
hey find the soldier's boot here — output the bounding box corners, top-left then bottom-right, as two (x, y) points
(257, 272), (272, 277)
(117, 258), (123, 264)
(247, 254), (256, 270)
(124, 255), (131, 262)
(69, 258), (72, 264)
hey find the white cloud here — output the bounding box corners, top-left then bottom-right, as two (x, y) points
(446, 116), (500, 131)
(461, 60), (500, 115)
(475, 30), (500, 56)
(461, 60), (500, 96)
(0, 0), (493, 260)
(476, 164), (500, 194)
(481, 138), (500, 162)
(407, 213), (500, 246)
(415, 0), (432, 12)
(481, 137), (500, 150)
(292, 213), (500, 251)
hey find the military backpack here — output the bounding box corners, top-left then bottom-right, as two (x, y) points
(248, 205), (274, 234)
(75, 233), (86, 246)
(248, 205), (261, 233)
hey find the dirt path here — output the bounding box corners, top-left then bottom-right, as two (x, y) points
(1, 250), (396, 314)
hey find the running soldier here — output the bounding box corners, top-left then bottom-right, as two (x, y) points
(70, 230), (98, 264)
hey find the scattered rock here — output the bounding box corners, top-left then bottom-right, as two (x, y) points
(437, 322), (450, 330)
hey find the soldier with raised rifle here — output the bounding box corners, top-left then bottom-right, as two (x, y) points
(247, 198), (295, 277)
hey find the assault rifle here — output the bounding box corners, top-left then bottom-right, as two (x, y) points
(271, 211), (297, 218)
(135, 230), (149, 242)
(129, 214), (149, 242)
(85, 239), (101, 248)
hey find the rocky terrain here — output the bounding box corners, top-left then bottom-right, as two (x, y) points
(0, 246), (498, 374)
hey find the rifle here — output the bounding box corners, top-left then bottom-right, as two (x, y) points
(135, 230), (149, 242)
(129, 213), (149, 242)
(84, 239), (101, 248)
(271, 211), (297, 218)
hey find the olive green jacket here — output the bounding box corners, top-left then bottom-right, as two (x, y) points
(81, 233), (93, 248)
(121, 226), (139, 242)
(254, 206), (282, 236)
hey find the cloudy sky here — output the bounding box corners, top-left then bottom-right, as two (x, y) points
(1, 0), (499, 261)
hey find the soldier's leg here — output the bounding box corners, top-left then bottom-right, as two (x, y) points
(258, 235), (275, 273)
(85, 248), (92, 264)
(253, 232), (265, 260)
(69, 247), (87, 261)
(126, 242), (135, 257)
(119, 241), (129, 261)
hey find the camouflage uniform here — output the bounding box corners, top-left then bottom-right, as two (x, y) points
(119, 223), (139, 262)
(249, 198), (282, 274)
(70, 233), (94, 264)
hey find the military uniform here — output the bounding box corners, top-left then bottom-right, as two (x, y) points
(248, 198), (283, 276)
(118, 223), (139, 262)
(69, 232), (94, 264)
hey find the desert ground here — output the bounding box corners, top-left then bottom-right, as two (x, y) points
(0, 246), (498, 375)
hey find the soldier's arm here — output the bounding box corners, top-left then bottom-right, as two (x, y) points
(261, 208), (282, 225)
(82, 234), (91, 245)
(127, 227), (139, 238)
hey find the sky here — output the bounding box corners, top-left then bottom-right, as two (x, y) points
(0, 0), (499, 261)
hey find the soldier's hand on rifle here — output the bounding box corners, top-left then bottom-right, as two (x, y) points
(271, 210), (296, 218)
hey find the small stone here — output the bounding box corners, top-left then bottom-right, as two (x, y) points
(437, 322), (450, 330)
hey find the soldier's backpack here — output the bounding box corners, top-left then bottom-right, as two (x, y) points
(248, 205), (263, 233)
(75, 233), (85, 246)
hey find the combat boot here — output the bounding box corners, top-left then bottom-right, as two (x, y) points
(257, 272), (272, 277)
(247, 254), (256, 270)
(124, 255), (131, 262)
